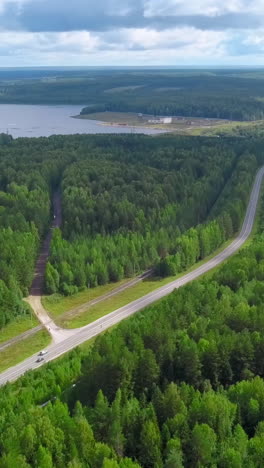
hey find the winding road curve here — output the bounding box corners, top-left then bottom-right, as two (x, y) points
(0, 166), (264, 386)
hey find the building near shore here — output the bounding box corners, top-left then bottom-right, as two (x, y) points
(162, 117), (172, 124)
(148, 117), (172, 124)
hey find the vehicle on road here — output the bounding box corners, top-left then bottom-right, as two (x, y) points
(36, 357), (44, 363)
(39, 350), (48, 356)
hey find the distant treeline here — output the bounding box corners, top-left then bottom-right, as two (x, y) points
(81, 94), (264, 121)
(2, 71), (264, 120)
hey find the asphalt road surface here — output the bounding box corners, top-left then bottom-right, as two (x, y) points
(0, 166), (263, 386)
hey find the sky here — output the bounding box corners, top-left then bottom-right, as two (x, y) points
(0, 0), (264, 66)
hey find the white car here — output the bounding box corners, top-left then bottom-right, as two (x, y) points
(39, 350), (48, 356)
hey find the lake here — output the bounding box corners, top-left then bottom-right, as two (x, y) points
(0, 104), (165, 138)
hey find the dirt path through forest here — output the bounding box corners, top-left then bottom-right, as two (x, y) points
(27, 191), (76, 343)
(30, 191), (62, 296)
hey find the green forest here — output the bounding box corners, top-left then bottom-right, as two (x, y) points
(2, 69), (264, 120)
(0, 133), (263, 327)
(3, 45), (264, 468)
(47, 136), (260, 295)
(2, 214), (264, 466)
(0, 132), (77, 326)
(2, 128), (264, 466)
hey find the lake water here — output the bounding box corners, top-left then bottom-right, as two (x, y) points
(0, 104), (165, 138)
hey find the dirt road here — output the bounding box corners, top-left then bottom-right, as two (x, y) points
(30, 191), (62, 296)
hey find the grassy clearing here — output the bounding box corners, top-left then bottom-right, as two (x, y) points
(0, 330), (51, 373)
(103, 85), (144, 94)
(0, 314), (39, 345)
(192, 119), (264, 137)
(42, 278), (132, 318)
(75, 111), (147, 125)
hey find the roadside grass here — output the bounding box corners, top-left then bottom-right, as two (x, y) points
(56, 237), (235, 329)
(42, 278), (132, 318)
(0, 313), (39, 345)
(0, 330), (51, 373)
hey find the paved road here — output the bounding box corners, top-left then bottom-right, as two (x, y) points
(0, 166), (263, 386)
(1, 269), (153, 349)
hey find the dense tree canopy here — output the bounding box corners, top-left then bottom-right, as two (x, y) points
(47, 137), (261, 294)
(1, 133), (263, 325)
(0, 135), (72, 325)
(1, 132), (264, 466)
(2, 219), (264, 466)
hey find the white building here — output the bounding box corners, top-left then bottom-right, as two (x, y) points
(148, 117), (172, 124)
(162, 117), (172, 124)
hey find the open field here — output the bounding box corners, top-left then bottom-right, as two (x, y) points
(193, 119), (264, 137)
(0, 330), (51, 373)
(104, 85), (144, 93)
(75, 111), (233, 133)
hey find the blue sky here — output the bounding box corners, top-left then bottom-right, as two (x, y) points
(0, 0), (264, 66)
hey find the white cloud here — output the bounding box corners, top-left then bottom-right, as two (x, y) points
(144, 0), (264, 17)
(243, 30), (264, 48)
(123, 27), (229, 52)
(53, 31), (100, 53)
(0, 27), (230, 65)
(0, 0), (263, 65)
(0, 30), (100, 52)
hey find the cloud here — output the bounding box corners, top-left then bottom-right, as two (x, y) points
(0, 0), (263, 66)
(145, 0), (264, 17)
(244, 31), (264, 49)
(0, 26), (230, 67)
(0, 30), (100, 56)
(0, 0), (263, 33)
(105, 27), (229, 53)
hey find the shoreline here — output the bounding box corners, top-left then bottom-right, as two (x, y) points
(72, 114), (194, 132)
(72, 114), (175, 132)
(72, 111), (237, 135)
